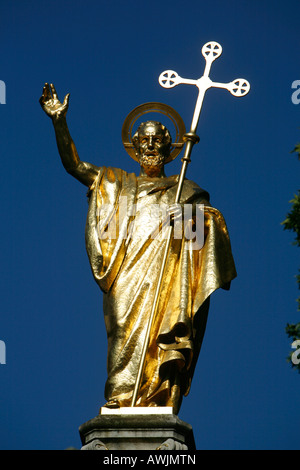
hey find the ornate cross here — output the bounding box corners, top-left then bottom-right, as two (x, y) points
(131, 42), (250, 407)
(159, 41), (250, 134)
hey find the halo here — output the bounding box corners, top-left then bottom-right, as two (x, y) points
(121, 102), (186, 163)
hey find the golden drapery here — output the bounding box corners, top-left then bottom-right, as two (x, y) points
(85, 166), (236, 409)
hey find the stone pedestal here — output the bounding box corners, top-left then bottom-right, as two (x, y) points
(79, 407), (196, 451)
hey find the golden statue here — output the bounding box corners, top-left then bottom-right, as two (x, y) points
(39, 82), (236, 415)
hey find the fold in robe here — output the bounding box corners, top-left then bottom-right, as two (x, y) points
(85, 166), (236, 408)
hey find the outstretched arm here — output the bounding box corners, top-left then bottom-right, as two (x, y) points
(39, 83), (99, 187)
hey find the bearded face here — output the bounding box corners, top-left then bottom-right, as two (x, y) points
(133, 121), (171, 177)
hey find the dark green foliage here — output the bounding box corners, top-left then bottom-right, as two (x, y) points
(282, 192), (300, 248)
(291, 143), (300, 160)
(283, 145), (300, 372)
(286, 322), (300, 340)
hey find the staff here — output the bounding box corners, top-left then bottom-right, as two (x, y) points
(131, 41), (250, 407)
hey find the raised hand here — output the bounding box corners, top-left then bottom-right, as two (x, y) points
(39, 83), (70, 120)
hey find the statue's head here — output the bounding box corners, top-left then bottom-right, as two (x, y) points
(132, 121), (172, 177)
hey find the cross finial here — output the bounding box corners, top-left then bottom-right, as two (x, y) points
(159, 41), (250, 132)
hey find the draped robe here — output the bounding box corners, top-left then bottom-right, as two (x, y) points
(85, 166), (236, 409)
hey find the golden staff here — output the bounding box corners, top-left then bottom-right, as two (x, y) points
(131, 42), (250, 407)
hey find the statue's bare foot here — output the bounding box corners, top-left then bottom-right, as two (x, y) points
(103, 399), (120, 409)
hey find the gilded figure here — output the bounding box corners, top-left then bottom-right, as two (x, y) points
(39, 83), (236, 414)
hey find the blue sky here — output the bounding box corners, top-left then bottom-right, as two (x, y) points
(0, 0), (299, 450)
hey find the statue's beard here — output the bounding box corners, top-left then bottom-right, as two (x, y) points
(139, 153), (166, 169)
